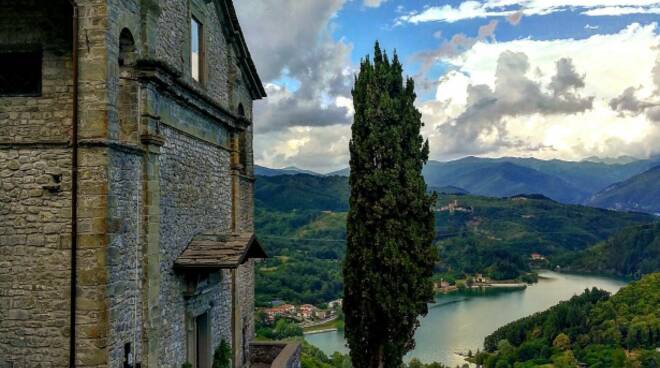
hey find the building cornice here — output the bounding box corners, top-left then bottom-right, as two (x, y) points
(135, 58), (252, 132)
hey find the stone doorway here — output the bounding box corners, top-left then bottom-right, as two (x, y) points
(196, 312), (211, 368)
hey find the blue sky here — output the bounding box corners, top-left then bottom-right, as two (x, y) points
(336, 1), (657, 64)
(235, 1), (660, 173)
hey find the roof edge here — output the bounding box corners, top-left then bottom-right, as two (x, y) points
(216, 0), (267, 100)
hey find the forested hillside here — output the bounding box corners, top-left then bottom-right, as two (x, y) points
(476, 273), (660, 367)
(255, 174), (349, 212)
(554, 223), (660, 278)
(254, 174), (656, 305)
(434, 194), (655, 281)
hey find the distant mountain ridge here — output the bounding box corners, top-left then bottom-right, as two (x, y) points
(427, 161), (589, 204)
(255, 165), (321, 177)
(587, 165), (660, 215)
(256, 156), (660, 206)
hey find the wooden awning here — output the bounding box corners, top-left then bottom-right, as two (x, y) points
(174, 232), (267, 271)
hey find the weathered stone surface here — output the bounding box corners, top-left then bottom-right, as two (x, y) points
(1, 0), (264, 367)
(0, 148), (72, 368)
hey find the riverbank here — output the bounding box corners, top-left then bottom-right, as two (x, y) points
(304, 328), (338, 335)
(303, 317), (342, 334)
(434, 273), (535, 294)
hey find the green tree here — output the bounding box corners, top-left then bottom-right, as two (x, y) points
(553, 333), (571, 352)
(343, 42), (438, 368)
(212, 339), (231, 368)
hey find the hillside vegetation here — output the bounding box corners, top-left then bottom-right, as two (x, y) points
(254, 174), (656, 305)
(555, 223), (660, 278)
(434, 194), (654, 280)
(476, 273), (660, 367)
(255, 174), (349, 212)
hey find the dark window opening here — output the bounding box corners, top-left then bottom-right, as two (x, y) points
(123, 342), (133, 368)
(0, 51), (42, 96)
(119, 28), (137, 67)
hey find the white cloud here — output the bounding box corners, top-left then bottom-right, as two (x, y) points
(582, 6), (660, 16)
(363, 0), (387, 8)
(398, 1), (660, 24)
(419, 23), (660, 161)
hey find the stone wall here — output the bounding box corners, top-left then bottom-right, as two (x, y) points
(156, 124), (234, 367)
(237, 260), (256, 366)
(239, 178), (255, 233)
(0, 2), (74, 367)
(0, 148), (72, 368)
(1, 1), (262, 367)
(107, 149), (144, 366)
(155, 0), (231, 109)
(0, 0), (113, 365)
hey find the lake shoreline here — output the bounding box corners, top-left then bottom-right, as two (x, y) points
(305, 271), (628, 367)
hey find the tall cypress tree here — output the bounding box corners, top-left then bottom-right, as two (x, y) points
(343, 42), (438, 368)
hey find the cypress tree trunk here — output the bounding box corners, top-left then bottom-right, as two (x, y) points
(342, 42), (438, 368)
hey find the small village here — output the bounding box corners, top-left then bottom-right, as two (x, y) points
(260, 299), (343, 332)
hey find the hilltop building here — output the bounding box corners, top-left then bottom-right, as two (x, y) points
(438, 200), (473, 213)
(0, 1), (299, 367)
(530, 253), (546, 261)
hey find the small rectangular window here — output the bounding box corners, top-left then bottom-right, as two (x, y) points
(191, 17), (203, 83)
(0, 51), (42, 96)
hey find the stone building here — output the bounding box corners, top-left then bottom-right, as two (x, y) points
(0, 1), (299, 367)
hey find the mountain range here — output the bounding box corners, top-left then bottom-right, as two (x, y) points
(256, 156), (660, 213)
(587, 165), (660, 215)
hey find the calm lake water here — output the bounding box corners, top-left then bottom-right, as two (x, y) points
(305, 271), (627, 367)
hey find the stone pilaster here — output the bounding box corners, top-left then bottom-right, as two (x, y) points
(140, 114), (164, 368)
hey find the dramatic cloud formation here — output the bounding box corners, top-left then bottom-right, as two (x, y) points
(610, 51), (660, 122)
(420, 23), (660, 160)
(234, 0), (353, 134)
(235, 0), (660, 171)
(549, 58), (587, 97)
(434, 52), (593, 155)
(398, 1), (660, 24)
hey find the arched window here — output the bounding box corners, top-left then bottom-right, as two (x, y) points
(118, 28), (137, 67)
(237, 103), (245, 118)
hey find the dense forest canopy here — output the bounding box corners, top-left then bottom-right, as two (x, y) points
(477, 273), (660, 368)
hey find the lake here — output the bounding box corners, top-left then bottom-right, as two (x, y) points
(305, 271), (627, 367)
